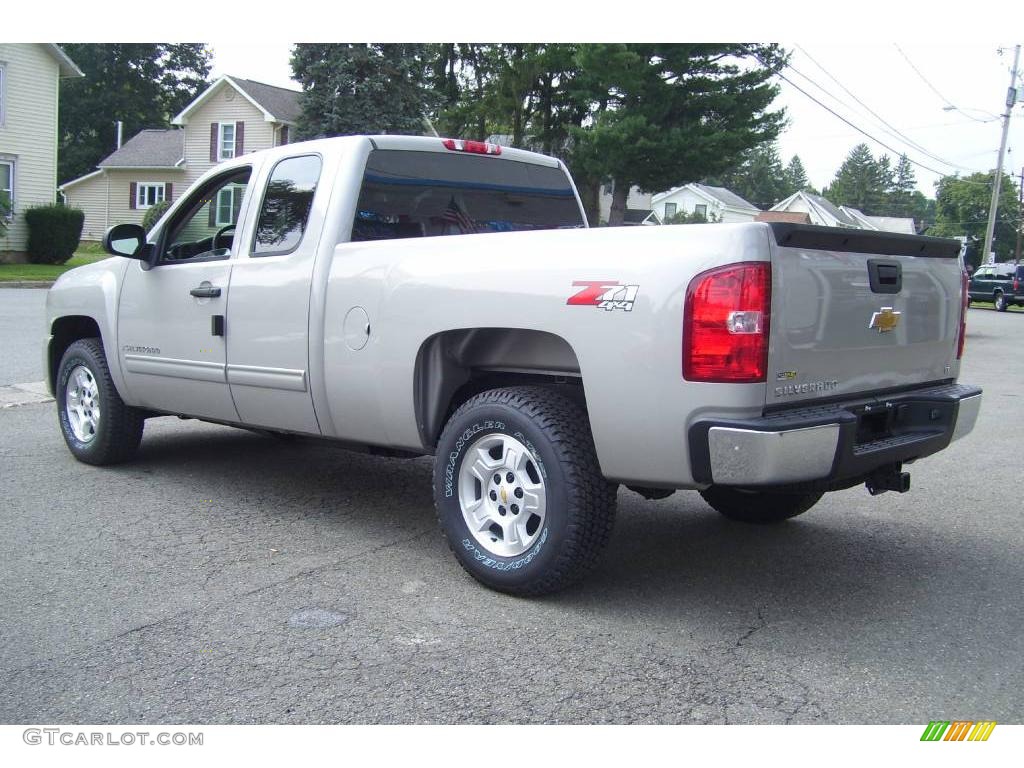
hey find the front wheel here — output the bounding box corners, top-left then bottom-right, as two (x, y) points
(433, 386), (617, 596)
(699, 486), (823, 524)
(994, 291), (1007, 312)
(57, 338), (145, 465)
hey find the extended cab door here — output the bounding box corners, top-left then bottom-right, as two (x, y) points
(116, 165), (254, 421)
(222, 153), (324, 434)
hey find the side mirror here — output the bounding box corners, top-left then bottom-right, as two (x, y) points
(103, 223), (148, 259)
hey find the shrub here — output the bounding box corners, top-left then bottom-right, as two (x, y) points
(24, 205), (85, 265)
(0, 196), (11, 237)
(664, 209), (721, 225)
(142, 200), (171, 232)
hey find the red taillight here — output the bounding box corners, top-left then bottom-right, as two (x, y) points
(683, 262), (771, 383)
(1014, 277), (1020, 292)
(441, 138), (501, 155)
(957, 269), (969, 359)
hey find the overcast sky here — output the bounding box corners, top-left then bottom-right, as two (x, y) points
(209, 41), (1023, 197)
(11, 0), (1016, 201)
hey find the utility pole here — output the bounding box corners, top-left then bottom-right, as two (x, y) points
(1016, 166), (1023, 263)
(982, 44), (1021, 264)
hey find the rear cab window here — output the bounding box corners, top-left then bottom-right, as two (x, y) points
(350, 149), (584, 241)
(252, 154), (322, 257)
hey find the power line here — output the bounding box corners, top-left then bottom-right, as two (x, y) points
(794, 45), (982, 174)
(746, 47), (994, 187)
(894, 44), (996, 125)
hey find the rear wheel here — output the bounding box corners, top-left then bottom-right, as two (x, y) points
(700, 486), (823, 524)
(994, 291), (1007, 312)
(433, 386), (617, 596)
(57, 338), (145, 465)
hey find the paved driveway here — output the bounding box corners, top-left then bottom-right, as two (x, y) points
(0, 297), (1020, 723)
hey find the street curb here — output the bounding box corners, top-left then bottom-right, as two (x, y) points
(0, 381), (54, 408)
(0, 281), (54, 289)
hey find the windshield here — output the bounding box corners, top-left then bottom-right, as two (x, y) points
(351, 149), (584, 241)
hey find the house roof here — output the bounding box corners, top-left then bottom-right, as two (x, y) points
(693, 184), (760, 212)
(230, 77), (303, 123)
(803, 193), (859, 227)
(838, 206), (879, 230)
(171, 75), (302, 126)
(864, 215), (917, 235)
(42, 44), (84, 78)
(652, 183), (760, 212)
(97, 129), (184, 169)
(772, 191), (861, 228)
(623, 208), (661, 225)
(58, 169), (104, 191)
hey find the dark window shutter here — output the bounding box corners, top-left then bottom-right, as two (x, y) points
(280, 125), (289, 146)
(208, 193), (217, 227)
(129, 182), (137, 210)
(165, 182), (173, 201)
(210, 123), (219, 162)
(235, 121), (245, 156)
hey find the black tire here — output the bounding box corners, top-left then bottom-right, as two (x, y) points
(56, 338), (145, 465)
(994, 291), (1007, 312)
(433, 386), (617, 596)
(699, 486), (823, 524)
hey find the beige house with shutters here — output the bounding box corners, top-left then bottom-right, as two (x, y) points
(0, 44), (83, 261)
(61, 75), (300, 241)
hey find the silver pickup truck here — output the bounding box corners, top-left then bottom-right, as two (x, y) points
(45, 135), (982, 595)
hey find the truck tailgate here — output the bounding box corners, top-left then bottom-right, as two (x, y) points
(767, 224), (963, 406)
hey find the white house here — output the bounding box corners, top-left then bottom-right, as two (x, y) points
(770, 191), (917, 234)
(0, 44), (83, 261)
(651, 183), (760, 223)
(61, 75), (301, 240)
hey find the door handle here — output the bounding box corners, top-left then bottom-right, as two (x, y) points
(190, 285), (221, 298)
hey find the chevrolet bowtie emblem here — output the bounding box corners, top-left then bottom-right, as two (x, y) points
(869, 307), (901, 333)
(500, 487), (508, 504)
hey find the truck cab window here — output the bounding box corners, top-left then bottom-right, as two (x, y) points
(351, 149), (584, 242)
(161, 168), (251, 263)
(253, 155), (322, 257)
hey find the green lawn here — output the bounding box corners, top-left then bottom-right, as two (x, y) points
(0, 243), (109, 282)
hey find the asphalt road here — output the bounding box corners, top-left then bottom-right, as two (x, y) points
(0, 287), (47, 385)
(0, 293), (1021, 724)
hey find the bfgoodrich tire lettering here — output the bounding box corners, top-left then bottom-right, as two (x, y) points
(699, 486), (823, 524)
(57, 338), (145, 465)
(433, 386), (617, 596)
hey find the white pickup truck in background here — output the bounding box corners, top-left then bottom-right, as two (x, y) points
(45, 135), (982, 595)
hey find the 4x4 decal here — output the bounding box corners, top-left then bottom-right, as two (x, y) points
(566, 280), (639, 312)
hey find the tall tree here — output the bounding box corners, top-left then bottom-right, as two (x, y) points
(824, 143), (891, 214)
(707, 142), (789, 211)
(58, 44), (211, 184)
(429, 44), (600, 220)
(291, 44), (435, 139)
(783, 154), (811, 194)
(569, 44), (787, 225)
(930, 172), (1020, 266)
(886, 154), (917, 218)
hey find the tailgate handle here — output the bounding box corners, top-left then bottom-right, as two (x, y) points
(868, 259), (902, 294)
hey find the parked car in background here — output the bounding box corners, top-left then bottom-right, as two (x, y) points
(968, 262), (1024, 311)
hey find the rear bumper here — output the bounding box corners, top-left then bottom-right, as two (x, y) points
(689, 383), (982, 488)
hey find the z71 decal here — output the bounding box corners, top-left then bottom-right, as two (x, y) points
(566, 281), (639, 312)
